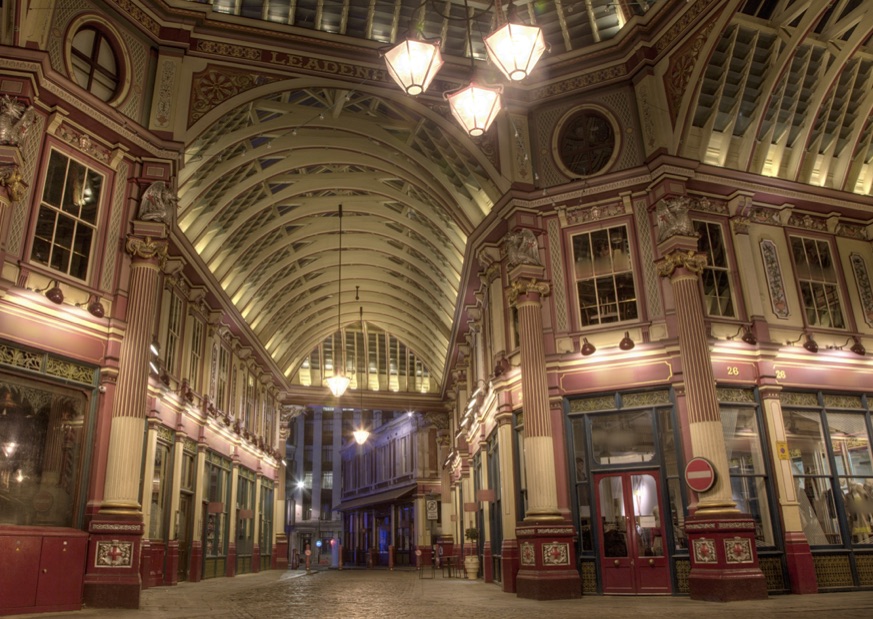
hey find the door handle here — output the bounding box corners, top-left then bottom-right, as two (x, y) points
(649, 558), (655, 566)
(613, 559), (620, 567)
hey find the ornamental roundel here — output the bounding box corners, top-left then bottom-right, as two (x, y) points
(553, 106), (619, 178)
(521, 541), (536, 566)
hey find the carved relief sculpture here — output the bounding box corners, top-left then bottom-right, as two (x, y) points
(138, 181), (177, 224)
(503, 228), (542, 267)
(655, 196), (696, 243)
(0, 95), (36, 145)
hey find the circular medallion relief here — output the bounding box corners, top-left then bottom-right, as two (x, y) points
(554, 107), (618, 178)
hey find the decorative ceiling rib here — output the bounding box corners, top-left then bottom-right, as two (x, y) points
(686, 0), (873, 195)
(178, 86), (506, 387)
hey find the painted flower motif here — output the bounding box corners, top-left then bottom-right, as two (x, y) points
(197, 72), (238, 105)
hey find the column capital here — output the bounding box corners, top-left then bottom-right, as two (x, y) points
(0, 163), (28, 204)
(509, 278), (550, 305)
(656, 249), (706, 279)
(125, 235), (168, 268)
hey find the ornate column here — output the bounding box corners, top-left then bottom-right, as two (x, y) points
(759, 385), (817, 593)
(84, 222), (168, 608)
(505, 228), (580, 600)
(654, 196), (766, 601)
(495, 393), (520, 593)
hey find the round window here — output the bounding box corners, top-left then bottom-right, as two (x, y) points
(555, 109), (617, 177)
(70, 26), (120, 102)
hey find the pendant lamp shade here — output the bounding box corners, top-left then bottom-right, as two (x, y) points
(353, 429), (370, 445)
(384, 39), (444, 96)
(484, 22), (546, 81)
(446, 83), (502, 137)
(326, 373), (351, 398)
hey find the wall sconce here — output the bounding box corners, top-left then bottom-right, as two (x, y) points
(802, 333), (819, 353)
(580, 337), (596, 356)
(830, 336), (866, 356)
(726, 324), (757, 345)
(37, 279), (64, 304)
(619, 331), (635, 351)
(77, 294), (105, 318)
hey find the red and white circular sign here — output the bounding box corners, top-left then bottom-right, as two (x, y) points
(685, 457), (716, 493)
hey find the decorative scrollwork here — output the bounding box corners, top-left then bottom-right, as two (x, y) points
(509, 278), (550, 304)
(125, 236), (168, 267)
(656, 250), (706, 278)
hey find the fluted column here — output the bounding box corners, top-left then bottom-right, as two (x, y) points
(654, 194), (766, 601)
(511, 278), (561, 520)
(656, 250), (736, 514)
(102, 235), (167, 513)
(506, 230), (580, 600)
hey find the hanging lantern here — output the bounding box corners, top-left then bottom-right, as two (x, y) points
(484, 22), (546, 81)
(353, 429), (370, 445)
(446, 82), (502, 137)
(383, 38), (444, 96)
(325, 373), (351, 398)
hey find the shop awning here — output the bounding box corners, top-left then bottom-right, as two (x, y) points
(334, 483), (417, 512)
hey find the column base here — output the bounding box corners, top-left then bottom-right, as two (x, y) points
(82, 515), (144, 609)
(189, 540), (203, 582)
(515, 522), (581, 600)
(784, 531), (817, 594)
(501, 539), (519, 593)
(273, 535), (289, 570)
(686, 513), (768, 602)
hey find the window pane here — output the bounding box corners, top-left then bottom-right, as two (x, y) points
(791, 235), (844, 328)
(42, 152), (67, 207)
(786, 410), (830, 475)
(794, 475), (841, 545)
(573, 225), (637, 327)
(591, 411), (655, 464)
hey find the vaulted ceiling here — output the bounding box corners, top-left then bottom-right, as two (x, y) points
(173, 0), (873, 394)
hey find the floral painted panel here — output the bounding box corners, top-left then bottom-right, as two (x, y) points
(760, 239), (790, 319)
(850, 253), (873, 327)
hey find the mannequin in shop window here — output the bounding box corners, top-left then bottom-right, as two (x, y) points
(845, 482), (872, 543)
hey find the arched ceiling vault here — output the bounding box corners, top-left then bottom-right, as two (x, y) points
(178, 85), (507, 387)
(683, 0), (873, 196)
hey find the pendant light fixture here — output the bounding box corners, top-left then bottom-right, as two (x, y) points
(383, 0), (545, 137)
(353, 305), (369, 445)
(484, 1), (547, 82)
(325, 203), (350, 398)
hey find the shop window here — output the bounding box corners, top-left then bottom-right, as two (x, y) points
(694, 220), (735, 318)
(785, 400), (873, 548)
(205, 457), (231, 562)
(573, 225), (638, 327)
(70, 26), (120, 102)
(148, 441), (171, 539)
(789, 236), (845, 329)
(0, 373), (88, 527)
(31, 150), (103, 281)
(259, 479), (274, 569)
(720, 403), (774, 546)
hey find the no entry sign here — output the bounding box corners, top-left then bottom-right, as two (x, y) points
(685, 457), (716, 493)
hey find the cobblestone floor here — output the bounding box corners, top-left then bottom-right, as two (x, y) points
(7, 568), (873, 619)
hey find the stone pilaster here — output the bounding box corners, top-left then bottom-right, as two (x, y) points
(656, 210), (767, 600)
(508, 257), (580, 600)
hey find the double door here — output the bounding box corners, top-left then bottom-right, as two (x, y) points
(595, 471), (670, 594)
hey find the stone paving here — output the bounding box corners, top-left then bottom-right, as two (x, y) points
(7, 568), (873, 619)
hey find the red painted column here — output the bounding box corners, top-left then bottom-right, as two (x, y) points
(508, 250), (581, 601)
(655, 196), (767, 601)
(84, 223), (168, 609)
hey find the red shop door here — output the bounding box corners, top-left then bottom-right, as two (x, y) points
(595, 471), (671, 594)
